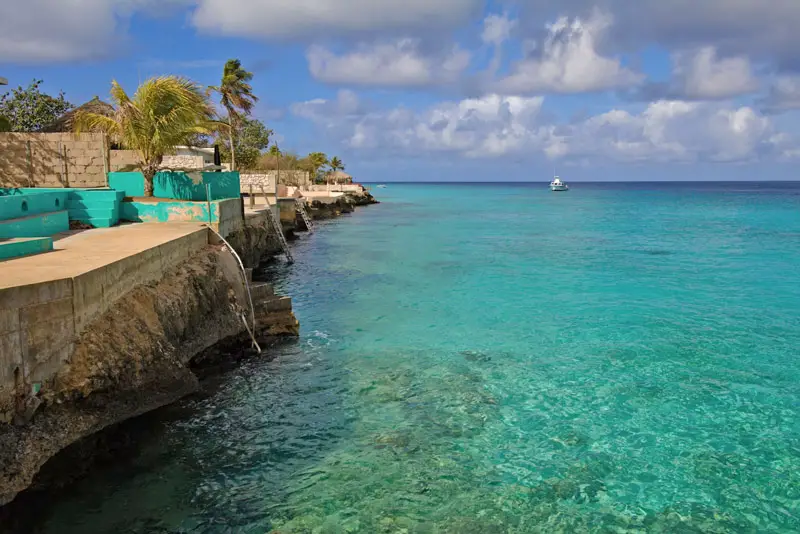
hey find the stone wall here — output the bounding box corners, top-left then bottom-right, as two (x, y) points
(240, 170), (310, 190)
(109, 150), (139, 172)
(161, 155), (205, 170)
(0, 133), (108, 189)
(240, 173), (277, 194)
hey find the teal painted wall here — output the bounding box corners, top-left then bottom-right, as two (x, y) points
(0, 211), (69, 238)
(108, 171), (241, 201)
(0, 191), (68, 221)
(0, 188), (122, 231)
(121, 200), (219, 224)
(108, 172), (145, 197)
(0, 237), (53, 261)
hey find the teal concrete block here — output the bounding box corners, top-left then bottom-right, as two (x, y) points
(0, 191), (68, 221)
(108, 172), (145, 197)
(120, 200), (218, 223)
(69, 190), (125, 202)
(68, 207), (120, 219)
(109, 171), (241, 201)
(67, 199), (120, 210)
(0, 237), (54, 261)
(0, 211), (69, 238)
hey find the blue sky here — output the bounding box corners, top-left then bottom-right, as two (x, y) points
(3, 0), (800, 182)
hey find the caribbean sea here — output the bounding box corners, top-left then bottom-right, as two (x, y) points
(31, 182), (800, 532)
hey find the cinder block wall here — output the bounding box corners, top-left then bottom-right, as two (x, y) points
(0, 133), (109, 189)
(109, 150), (139, 172)
(241, 170), (311, 190)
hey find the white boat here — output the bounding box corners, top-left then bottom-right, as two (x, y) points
(377, 184), (387, 189)
(550, 177), (569, 191)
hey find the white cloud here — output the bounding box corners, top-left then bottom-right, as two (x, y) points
(293, 92), (788, 164)
(517, 0), (800, 69)
(482, 14), (516, 46)
(291, 89), (365, 120)
(293, 92), (550, 157)
(672, 47), (759, 99)
(494, 12), (643, 94)
(0, 0), (186, 62)
(307, 40), (470, 87)
(191, 0), (481, 39)
(0, 0), (119, 62)
(550, 101), (774, 163)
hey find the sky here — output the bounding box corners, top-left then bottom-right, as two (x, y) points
(2, 0), (800, 182)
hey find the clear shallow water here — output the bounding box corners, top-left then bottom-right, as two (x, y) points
(30, 183), (800, 532)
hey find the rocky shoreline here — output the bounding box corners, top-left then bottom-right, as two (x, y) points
(0, 193), (377, 520)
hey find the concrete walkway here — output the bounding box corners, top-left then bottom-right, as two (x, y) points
(0, 223), (209, 289)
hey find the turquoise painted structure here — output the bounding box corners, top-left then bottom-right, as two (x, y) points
(0, 237), (54, 261)
(0, 187), (124, 258)
(121, 200), (218, 223)
(0, 189), (71, 241)
(0, 189), (68, 219)
(66, 190), (125, 228)
(108, 171), (241, 201)
(0, 211), (69, 238)
(0, 188), (123, 230)
(120, 197), (243, 236)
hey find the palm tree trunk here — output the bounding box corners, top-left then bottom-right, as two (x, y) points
(143, 169), (155, 197)
(228, 130), (237, 171)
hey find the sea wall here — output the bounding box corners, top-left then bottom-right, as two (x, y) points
(0, 217), (298, 506)
(0, 244), (297, 506)
(0, 228), (210, 429)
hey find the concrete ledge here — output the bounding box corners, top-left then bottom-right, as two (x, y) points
(0, 223), (211, 424)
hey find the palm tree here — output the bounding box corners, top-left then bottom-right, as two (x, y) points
(304, 152), (329, 181)
(329, 157), (345, 173)
(74, 76), (215, 197)
(209, 59), (258, 171)
(268, 144), (281, 156)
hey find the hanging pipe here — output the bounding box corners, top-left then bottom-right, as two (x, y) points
(206, 184), (261, 353)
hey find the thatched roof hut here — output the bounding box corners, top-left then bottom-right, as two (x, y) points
(326, 170), (353, 184)
(40, 96), (114, 133)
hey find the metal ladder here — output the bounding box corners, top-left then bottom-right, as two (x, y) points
(264, 202), (293, 264)
(296, 199), (315, 233)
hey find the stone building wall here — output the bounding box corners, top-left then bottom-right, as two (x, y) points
(109, 150), (139, 172)
(161, 155), (206, 170)
(240, 173), (277, 194)
(0, 133), (108, 188)
(240, 170), (311, 191)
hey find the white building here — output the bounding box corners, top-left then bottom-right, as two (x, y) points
(161, 146), (230, 170)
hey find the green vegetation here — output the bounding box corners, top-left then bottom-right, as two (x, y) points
(74, 76), (216, 197)
(0, 79), (71, 132)
(304, 152), (330, 181)
(216, 117), (273, 170)
(209, 59), (258, 171)
(329, 156), (345, 173)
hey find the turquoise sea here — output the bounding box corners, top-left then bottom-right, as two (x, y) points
(28, 183), (800, 532)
